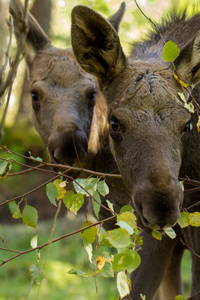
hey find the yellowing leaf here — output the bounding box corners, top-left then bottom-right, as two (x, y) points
(184, 101), (194, 113)
(152, 229), (162, 240)
(53, 179), (66, 200)
(117, 211), (137, 229)
(173, 74), (189, 88)
(0, 160), (12, 178)
(80, 221), (97, 244)
(197, 116), (200, 133)
(178, 92), (186, 103)
(188, 212), (200, 227)
(96, 256), (107, 270)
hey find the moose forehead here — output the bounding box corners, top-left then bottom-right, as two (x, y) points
(30, 48), (94, 88)
(107, 61), (190, 121)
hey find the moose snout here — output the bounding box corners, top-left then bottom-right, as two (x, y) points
(133, 176), (183, 230)
(48, 129), (88, 166)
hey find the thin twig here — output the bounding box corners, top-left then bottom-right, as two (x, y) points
(0, 215), (116, 266)
(0, 0), (29, 97)
(134, 0), (165, 45)
(0, 17), (13, 86)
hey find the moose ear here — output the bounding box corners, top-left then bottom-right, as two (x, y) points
(175, 30), (200, 84)
(71, 5), (126, 81)
(9, 0), (50, 65)
(108, 2), (126, 33)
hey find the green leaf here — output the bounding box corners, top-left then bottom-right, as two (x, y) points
(46, 182), (58, 206)
(63, 191), (84, 215)
(175, 296), (186, 300)
(162, 41), (180, 62)
(99, 230), (111, 247)
(120, 204), (134, 213)
(178, 211), (190, 228)
(108, 228), (132, 248)
(113, 249), (141, 273)
(22, 204), (38, 228)
(8, 201), (21, 219)
(73, 178), (98, 196)
(92, 191), (101, 219)
(80, 221), (97, 244)
(67, 269), (89, 278)
(97, 179), (109, 196)
(29, 264), (45, 284)
(29, 152), (43, 162)
(152, 230), (162, 240)
(116, 220), (134, 235)
(106, 199), (114, 212)
(117, 271), (131, 298)
(164, 227), (176, 239)
(101, 261), (114, 278)
(0, 160), (12, 178)
(30, 235), (38, 248)
(117, 212), (137, 229)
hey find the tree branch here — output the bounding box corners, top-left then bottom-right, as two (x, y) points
(0, 215), (116, 266)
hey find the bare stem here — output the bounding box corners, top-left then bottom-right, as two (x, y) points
(0, 215), (116, 266)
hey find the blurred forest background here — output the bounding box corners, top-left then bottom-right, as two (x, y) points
(0, 0), (199, 299)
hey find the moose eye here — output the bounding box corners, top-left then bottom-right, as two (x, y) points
(88, 91), (96, 109)
(111, 117), (120, 132)
(31, 90), (40, 111)
(183, 120), (193, 133)
(110, 116), (122, 140)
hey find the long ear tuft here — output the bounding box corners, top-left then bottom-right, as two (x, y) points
(71, 5), (126, 81)
(108, 2), (126, 33)
(9, 0), (50, 65)
(175, 30), (200, 84)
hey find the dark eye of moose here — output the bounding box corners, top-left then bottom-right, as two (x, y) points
(183, 120), (193, 133)
(31, 90), (40, 111)
(110, 116), (122, 139)
(88, 91), (96, 109)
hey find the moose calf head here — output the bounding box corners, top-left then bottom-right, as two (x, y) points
(10, 0), (125, 167)
(71, 6), (200, 229)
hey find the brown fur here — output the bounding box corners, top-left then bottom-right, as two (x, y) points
(71, 6), (200, 300)
(10, 0), (130, 230)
